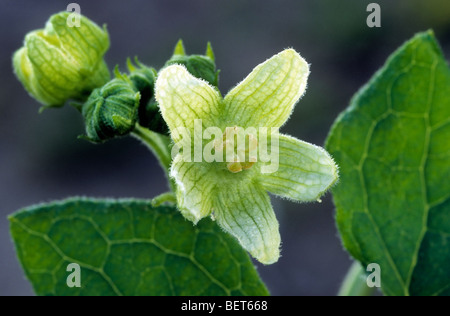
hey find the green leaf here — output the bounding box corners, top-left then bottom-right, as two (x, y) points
(326, 31), (450, 296)
(9, 198), (268, 296)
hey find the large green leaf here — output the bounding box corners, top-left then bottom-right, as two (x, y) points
(326, 31), (450, 296)
(9, 198), (268, 296)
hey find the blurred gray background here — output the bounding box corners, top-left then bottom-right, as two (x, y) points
(1, 0), (449, 296)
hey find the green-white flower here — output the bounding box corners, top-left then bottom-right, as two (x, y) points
(12, 12), (110, 107)
(155, 49), (338, 264)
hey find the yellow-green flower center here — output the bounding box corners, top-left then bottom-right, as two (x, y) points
(214, 126), (258, 173)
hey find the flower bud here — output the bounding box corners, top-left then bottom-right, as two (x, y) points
(165, 40), (219, 87)
(126, 58), (169, 134)
(138, 98), (170, 135)
(82, 71), (140, 143)
(12, 11), (110, 108)
(127, 58), (156, 106)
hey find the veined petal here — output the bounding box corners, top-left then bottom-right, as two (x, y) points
(25, 31), (81, 84)
(258, 134), (338, 201)
(224, 49), (309, 128)
(170, 155), (216, 224)
(214, 183), (280, 264)
(49, 12), (109, 70)
(155, 65), (221, 142)
(25, 32), (81, 105)
(13, 48), (38, 102)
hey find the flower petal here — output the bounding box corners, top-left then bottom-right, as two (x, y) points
(258, 134), (338, 201)
(155, 65), (221, 142)
(170, 154), (216, 224)
(49, 12), (109, 71)
(224, 49), (309, 128)
(214, 183), (280, 264)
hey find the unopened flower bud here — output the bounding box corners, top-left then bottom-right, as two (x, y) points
(165, 40), (219, 87)
(12, 11), (110, 108)
(82, 71), (140, 143)
(127, 58), (157, 106)
(127, 58), (169, 134)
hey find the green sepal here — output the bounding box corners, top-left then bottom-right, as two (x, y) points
(173, 39), (186, 56)
(165, 40), (219, 87)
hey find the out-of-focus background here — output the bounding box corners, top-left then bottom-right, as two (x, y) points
(1, 0), (449, 296)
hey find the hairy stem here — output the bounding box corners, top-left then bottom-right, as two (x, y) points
(132, 124), (175, 192)
(338, 261), (376, 296)
(152, 192), (177, 207)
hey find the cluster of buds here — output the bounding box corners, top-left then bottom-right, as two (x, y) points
(13, 12), (219, 142)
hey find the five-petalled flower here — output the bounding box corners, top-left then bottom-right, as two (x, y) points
(155, 49), (338, 264)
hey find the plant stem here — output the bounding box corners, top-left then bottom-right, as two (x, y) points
(151, 192), (177, 207)
(338, 261), (376, 296)
(132, 124), (175, 192)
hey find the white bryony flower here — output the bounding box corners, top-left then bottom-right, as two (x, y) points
(155, 49), (338, 264)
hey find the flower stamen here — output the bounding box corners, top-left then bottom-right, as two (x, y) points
(215, 126), (258, 173)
